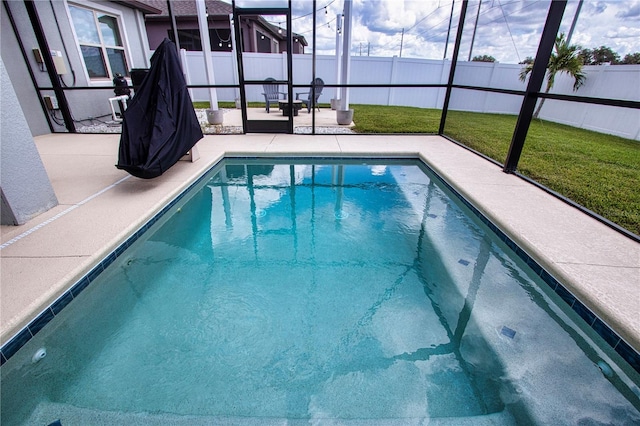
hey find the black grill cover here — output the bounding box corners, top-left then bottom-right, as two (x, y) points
(116, 39), (203, 179)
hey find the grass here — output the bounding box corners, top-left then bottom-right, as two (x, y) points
(193, 101), (235, 109)
(351, 104), (441, 134)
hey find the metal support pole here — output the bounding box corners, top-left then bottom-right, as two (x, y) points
(439, 0), (469, 135)
(468, 0), (482, 61)
(24, 0), (75, 132)
(566, 0), (583, 45)
(503, 0), (568, 173)
(231, 1), (248, 131)
(312, 0), (317, 133)
(167, 0), (181, 51)
(286, 0), (294, 133)
(443, 0), (455, 59)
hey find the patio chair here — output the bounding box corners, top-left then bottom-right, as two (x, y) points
(296, 78), (324, 113)
(262, 77), (286, 113)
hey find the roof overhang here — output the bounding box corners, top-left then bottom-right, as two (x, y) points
(111, 1), (162, 15)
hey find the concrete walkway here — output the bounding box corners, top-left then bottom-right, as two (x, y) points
(1, 133), (638, 357)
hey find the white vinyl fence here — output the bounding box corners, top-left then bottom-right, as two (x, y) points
(181, 51), (640, 140)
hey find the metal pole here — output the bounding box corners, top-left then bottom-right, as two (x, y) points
(399, 28), (404, 57)
(287, 0), (293, 133)
(312, 0), (317, 133)
(566, 0), (583, 45)
(439, 0), (469, 134)
(503, 0), (568, 173)
(443, 0), (455, 59)
(231, 1), (248, 132)
(468, 0), (482, 61)
(24, 0), (75, 132)
(166, 0), (181, 51)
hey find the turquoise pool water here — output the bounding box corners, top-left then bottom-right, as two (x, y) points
(2, 160), (639, 425)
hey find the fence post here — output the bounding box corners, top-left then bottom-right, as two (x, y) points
(282, 51), (287, 82)
(388, 55), (399, 106)
(481, 61), (499, 113)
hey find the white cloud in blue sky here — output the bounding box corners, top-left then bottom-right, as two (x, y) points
(235, 0), (640, 63)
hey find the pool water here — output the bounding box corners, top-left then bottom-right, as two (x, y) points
(2, 160), (639, 425)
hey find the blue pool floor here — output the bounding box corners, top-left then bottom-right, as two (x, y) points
(1, 134), (639, 423)
(2, 161), (639, 425)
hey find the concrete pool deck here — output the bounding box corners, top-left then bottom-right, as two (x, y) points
(1, 133), (638, 358)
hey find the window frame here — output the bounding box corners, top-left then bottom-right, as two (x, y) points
(66, 1), (132, 85)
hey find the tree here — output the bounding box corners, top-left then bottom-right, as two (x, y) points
(472, 54), (496, 62)
(622, 52), (640, 64)
(519, 56), (534, 65)
(577, 47), (593, 65)
(519, 33), (586, 119)
(591, 46), (620, 65)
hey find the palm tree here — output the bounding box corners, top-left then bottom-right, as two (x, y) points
(519, 33), (586, 119)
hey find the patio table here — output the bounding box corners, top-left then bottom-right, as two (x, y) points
(278, 99), (303, 116)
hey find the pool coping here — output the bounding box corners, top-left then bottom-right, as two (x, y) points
(2, 134), (638, 374)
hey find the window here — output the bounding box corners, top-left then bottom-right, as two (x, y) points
(69, 4), (128, 80)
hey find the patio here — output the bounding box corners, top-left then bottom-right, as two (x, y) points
(1, 133), (638, 362)
(78, 107), (356, 135)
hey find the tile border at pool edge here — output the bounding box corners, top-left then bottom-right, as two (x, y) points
(415, 155), (640, 374)
(0, 156), (226, 365)
(2, 154), (639, 376)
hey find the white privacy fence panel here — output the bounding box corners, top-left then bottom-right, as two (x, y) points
(182, 51), (639, 140)
(536, 65), (640, 140)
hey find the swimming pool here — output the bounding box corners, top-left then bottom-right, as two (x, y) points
(1, 159), (639, 424)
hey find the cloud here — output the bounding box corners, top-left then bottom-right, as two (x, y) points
(585, 1), (609, 15)
(286, 0), (639, 61)
(615, 1), (640, 20)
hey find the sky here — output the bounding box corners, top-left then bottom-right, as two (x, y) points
(234, 0), (640, 63)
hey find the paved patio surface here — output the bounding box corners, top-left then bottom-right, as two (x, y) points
(1, 133), (638, 356)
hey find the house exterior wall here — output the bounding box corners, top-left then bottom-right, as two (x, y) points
(145, 20), (170, 49)
(1, 1), (52, 136)
(1, 0), (153, 136)
(0, 57), (57, 225)
(146, 16), (231, 50)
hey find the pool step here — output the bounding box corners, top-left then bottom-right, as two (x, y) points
(27, 402), (516, 426)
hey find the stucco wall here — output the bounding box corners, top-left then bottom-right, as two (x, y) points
(0, 1), (51, 136)
(0, 57), (57, 225)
